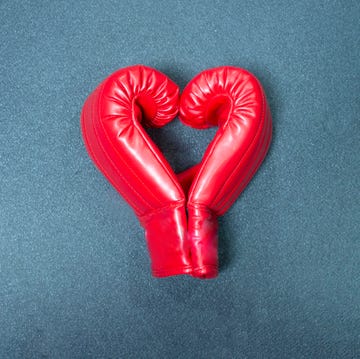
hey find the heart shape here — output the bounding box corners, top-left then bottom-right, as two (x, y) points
(80, 65), (272, 279)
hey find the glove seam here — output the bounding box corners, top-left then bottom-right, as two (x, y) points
(94, 83), (154, 214)
(187, 203), (215, 215)
(210, 83), (267, 212)
(139, 200), (185, 224)
(81, 93), (143, 215)
(217, 108), (272, 212)
(97, 72), (179, 214)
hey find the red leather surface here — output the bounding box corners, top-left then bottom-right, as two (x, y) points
(180, 67), (272, 278)
(81, 65), (271, 279)
(80, 65), (192, 277)
(176, 164), (201, 198)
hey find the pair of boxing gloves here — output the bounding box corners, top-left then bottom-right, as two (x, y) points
(81, 65), (272, 279)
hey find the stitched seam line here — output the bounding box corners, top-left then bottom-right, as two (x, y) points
(83, 123), (140, 212)
(224, 113), (271, 210)
(139, 200), (185, 224)
(209, 87), (266, 210)
(216, 111), (272, 214)
(97, 86), (156, 210)
(81, 96), (143, 215)
(187, 203), (215, 214)
(215, 101), (270, 212)
(94, 84), (152, 214)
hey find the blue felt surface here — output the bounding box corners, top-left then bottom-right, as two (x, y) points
(1, 0), (359, 358)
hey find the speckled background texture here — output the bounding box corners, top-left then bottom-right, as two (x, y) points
(1, 0), (359, 358)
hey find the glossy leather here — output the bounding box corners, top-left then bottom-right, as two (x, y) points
(80, 65), (192, 277)
(179, 66), (272, 279)
(81, 65), (272, 279)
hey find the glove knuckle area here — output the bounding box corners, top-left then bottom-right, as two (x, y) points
(99, 65), (179, 128)
(180, 66), (265, 129)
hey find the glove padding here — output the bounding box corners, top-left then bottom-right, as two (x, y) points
(81, 65), (192, 277)
(179, 66), (272, 278)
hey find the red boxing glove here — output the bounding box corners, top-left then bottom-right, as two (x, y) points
(179, 66), (272, 279)
(81, 65), (192, 277)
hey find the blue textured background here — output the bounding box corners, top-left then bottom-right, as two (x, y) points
(1, 0), (359, 358)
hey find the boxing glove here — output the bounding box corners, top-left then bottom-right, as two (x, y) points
(81, 65), (192, 277)
(179, 66), (272, 279)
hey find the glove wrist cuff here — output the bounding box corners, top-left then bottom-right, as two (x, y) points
(142, 205), (192, 277)
(187, 204), (219, 279)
